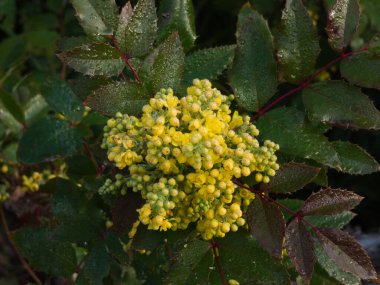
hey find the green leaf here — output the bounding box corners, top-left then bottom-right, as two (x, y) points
(229, 5), (277, 112)
(17, 117), (82, 164)
(362, 0), (380, 29)
(51, 178), (104, 243)
(265, 162), (320, 193)
(331, 140), (380, 175)
(340, 51), (380, 90)
(277, 0), (320, 83)
(316, 228), (377, 279)
(301, 188), (363, 216)
(0, 96), (22, 133)
(0, 0), (15, 34)
(165, 239), (215, 284)
(151, 32), (185, 92)
(24, 94), (49, 125)
(0, 90), (24, 124)
(310, 264), (349, 285)
(306, 211), (355, 228)
(183, 45), (235, 86)
(86, 81), (149, 116)
(316, 245), (361, 285)
(76, 242), (110, 285)
(247, 198), (285, 259)
(121, 0), (157, 57)
(256, 107), (340, 169)
(42, 76), (85, 122)
(114, 2), (134, 54)
(13, 227), (77, 277)
(0, 36), (26, 71)
(285, 218), (315, 281)
(157, 0), (197, 51)
(302, 81), (380, 129)
(217, 232), (290, 285)
(326, 0), (360, 50)
(58, 43), (124, 77)
(369, 33), (380, 55)
(70, 0), (118, 35)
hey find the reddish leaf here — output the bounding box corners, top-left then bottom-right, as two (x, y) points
(300, 188), (363, 216)
(262, 162), (320, 193)
(247, 197), (285, 258)
(285, 218), (315, 281)
(317, 228), (377, 280)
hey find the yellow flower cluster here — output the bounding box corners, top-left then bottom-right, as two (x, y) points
(22, 171), (55, 192)
(101, 79), (279, 240)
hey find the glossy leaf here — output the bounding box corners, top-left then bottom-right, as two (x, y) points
(86, 81), (149, 116)
(326, 0), (360, 50)
(306, 211), (355, 228)
(265, 162), (320, 193)
(122, 0), (157, 57)
(316, 245), (362, 285)
(17, 117), (82, 164)
(24, 94), (49, 125)
(42, 76), (85, 122)
(247, 198), (285, 258)
(301, 188), (363, 216)
(340, 51), (380, 90)
(303, 81), (380, 129)
(70, 0), (118, 35)
(13, 227), (77, 277)
(229, 5), (277, 112)
(0, 96), (22, 133)
(256, 107), (340, 169)
(285, 218), (315, 281)
(151, 33), (185, 92)
(76, 242), (110, 285)
(217, 233), (290, 285)
(165, 239), (215, 285)
(332, 140), (380, 175)
(183, 45), (235, 86)
(58, 43), (124, 77)
(316, 228), (377, 279)
(114, 2), (133, 54)
(277, 0), (320, 83)
(51, 178), (104, 243)
(157, 0), (197, 51)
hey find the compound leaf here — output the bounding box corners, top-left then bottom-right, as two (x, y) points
(326, 0), (360, 50)
(316, 228), (377, 279)
(247, 198), (285, 259)
(229, 5), (277, 112)
(301, 188), (363, 216)
(58, 43), (124, 77)
(277, 0), (320, 83)
(157, 0), (196, 51)
(86, 81), (149, 117)
(18, 117), (82, 164)
(303, 81), (380, 129)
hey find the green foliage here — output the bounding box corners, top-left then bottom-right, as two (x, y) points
(1, 0), (379, 284)
(229, 5), (277, 112)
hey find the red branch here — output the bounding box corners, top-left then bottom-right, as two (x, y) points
(233, 180), (319, 233)
(252, 47), (369, 120)
(210, 239), (228, 285)
(111, 36), (140, 82)
(83, 143), (103, 176)
(0, 206), (43, 285)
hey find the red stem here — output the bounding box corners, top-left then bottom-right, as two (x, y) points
(210, 239), (228, 285)
(252, 47), (369, 120)
(83, 143), (103, 176)
(111, 36), (140, 82)
(233, 180), (319, 233)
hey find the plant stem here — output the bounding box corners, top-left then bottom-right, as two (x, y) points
(210, 239), (228, 285)
(111, 36), (140, 82)
(233, 180), (319, 233)
(83, 143), (103, 176)
(0, 206), (42, 285)
(252, 47), (369, 120)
